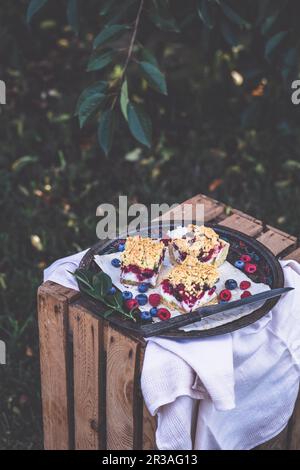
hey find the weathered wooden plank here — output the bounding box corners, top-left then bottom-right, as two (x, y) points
(142, 404), (157, 450)
(219, 213), (263, 237)
(287, 384), (300, 450)
(70, 304), (102, 450)
(139, 348), (156, 450)
(257, 230), (297, 256)
(255, 427), (288, 450)
(38, 281), (78, 450)
(105, 326), (141, 450)
(156, 193), (225, 224)
(283, 247), (300, 263)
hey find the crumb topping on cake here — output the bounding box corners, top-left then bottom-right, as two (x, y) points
(166, 255), (219, 294)
(121, 236), (165, 269)
(172, 224), (221, 254)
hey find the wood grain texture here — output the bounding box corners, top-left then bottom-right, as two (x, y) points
(38, 281), (78, 450)
(257, 229), (297, 256)
(287, 383), (300, 450)
(284, 247), (300, 263)
(105, 325), (141, 450)
(139, 348), (157, 450)
(142, 404), (157, 450)
(219, 213), (263, 237)
(70, 304), (102, 450)
(155, 193), (224, 223)
(255, 427), (288, 450)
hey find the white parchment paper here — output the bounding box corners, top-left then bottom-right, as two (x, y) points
(94, 249), (269, 331)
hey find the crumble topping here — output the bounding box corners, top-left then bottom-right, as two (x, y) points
(166, 255), (219, 295)
(121, 236), (165, 269)
(172, 224), (222, 254)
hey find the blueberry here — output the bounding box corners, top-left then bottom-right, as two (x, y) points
(252, 253), (260, 262)
(108, 286), (116, 295)
(111, 258), (121, 268)
(141, 311), (152, 321)
(225, 279), (237, 290)
(150, 307), (158, 317)
(234, 260), (244, 269)
(135, 293), (148, 306)
(118, 243), (125, 252)
(122, 291), (133, 301)
(138, 283), (149, 293)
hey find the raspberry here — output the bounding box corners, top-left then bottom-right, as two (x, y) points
(244, 263), (257, 274)
(157, 308), (171, 321)
(240, 254), (251, 263)
(125, 299), (139, 310)
(241, 291), (251, 298)
(149, 293), (161, 307)
(240, 280), (251, 290)
(219, 289), (232, 302)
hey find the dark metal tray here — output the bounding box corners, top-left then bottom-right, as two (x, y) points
(79, 223), (284, 339)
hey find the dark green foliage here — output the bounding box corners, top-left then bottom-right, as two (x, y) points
(26, 0), (300, 154)
(1, 0), (300, 449)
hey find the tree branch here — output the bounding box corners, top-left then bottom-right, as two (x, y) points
(111, 0), (144, 109)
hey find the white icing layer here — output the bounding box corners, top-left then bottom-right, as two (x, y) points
(160, 286), (217, 313)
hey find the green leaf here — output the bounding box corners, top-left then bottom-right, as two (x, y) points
(11, 155), (39, 172)
(93, 272), (112, 297)
(26, 0), (48, 23)
(149, 2), (180, 32)
(220, 20), (239, 47)
(265, 31), (288, 61)
(99, 0), (117, 16)
(106, 0), (137, 25)
(197, 0), (214, 29)
(75, 81), (107, 116)
(138, 61), (167, 95)
(98, 109), (116, 156)
(67, 0), (79, 35)
(120, 79), (129, 121)
(103, 309), (114, 318)
(219, 1), (250, 29)
(78, 92), (106, 128)
(87, 50), (115, 72)
(73, 269), (94, 289)
(261, 12), (279, 35)
(127, 103), (152, 148)
(141, 48), (159, 68)
(112, 290), (124, 307)
(93, 24), (129, 49)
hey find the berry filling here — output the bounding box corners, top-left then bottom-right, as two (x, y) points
(162, 279), (212, 307)
(121, 250), (165, 281)
(173, 242), (224, 263)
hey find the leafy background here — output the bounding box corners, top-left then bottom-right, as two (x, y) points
(1, 0), (300, 449)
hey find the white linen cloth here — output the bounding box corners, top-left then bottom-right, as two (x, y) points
(44, 252), (300, 450)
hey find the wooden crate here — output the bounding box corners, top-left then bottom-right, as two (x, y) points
(38, 194), (300, 450)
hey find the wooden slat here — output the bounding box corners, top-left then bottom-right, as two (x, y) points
(142, 404), (157, 450)
(284, 247), (300, 263)
(70, 304), (102, 450)
(257, 229), (297, 256)
(287, 387), (300, 450)
(38, 281), (78, 450)
(219, 213), (263, 237)
(139, 348), (156, 450)
(105, 326), (142, 450)
(256, 427), (288, 450)
(156, 193), (225, 224)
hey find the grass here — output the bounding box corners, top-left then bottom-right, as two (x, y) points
(1, 2), (300, 449)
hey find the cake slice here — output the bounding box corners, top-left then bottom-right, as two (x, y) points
(120, 236), (166, 287)
(169, 224), (229, 267)
(160, 255), (219, 313)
